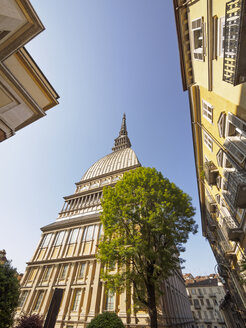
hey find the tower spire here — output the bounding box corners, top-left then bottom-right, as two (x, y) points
(112, 113), (131, 152)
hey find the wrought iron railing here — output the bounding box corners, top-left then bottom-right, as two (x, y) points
(223, 170), (246, 209)
(223, 0), (246, 85)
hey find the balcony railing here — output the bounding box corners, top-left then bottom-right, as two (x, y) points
(223, 170), (246, 208)
(223, 0), (246, 85)
(204, 161), (219, 185)
(206, 210), (217, 231)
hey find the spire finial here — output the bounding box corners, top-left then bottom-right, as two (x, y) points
(112, 113), (131, 152)
(120, 113), (127, 136)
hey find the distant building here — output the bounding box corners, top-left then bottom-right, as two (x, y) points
(0, 249), (7, 264)
(185, 274), (227, 328)
(173, 0), (246, 326)
(0, 0), (59, 142)
(17, 115), (195, 327)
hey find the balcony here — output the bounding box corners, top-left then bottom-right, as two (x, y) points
(223, 170), (246, 208)
(204, 161), (219, 185)
(223, 0), (246, 85)
(227, 226), (244, 242)
(206, 210), (217, 231)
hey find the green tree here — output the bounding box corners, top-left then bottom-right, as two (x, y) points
(87, 312), (124, 328)
(0, 260), (20, 328)
(97, 167), (197, 328)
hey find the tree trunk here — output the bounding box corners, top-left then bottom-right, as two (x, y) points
(147, 282), (158, 328)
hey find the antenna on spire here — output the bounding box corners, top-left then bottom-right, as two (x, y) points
(112, 113), (131, 152)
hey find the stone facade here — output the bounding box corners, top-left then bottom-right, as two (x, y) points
(184, 274), (227, 328)
(0, 0), (59, 142)
(17, 116), (195, 327)
(173, 1), (246, 326)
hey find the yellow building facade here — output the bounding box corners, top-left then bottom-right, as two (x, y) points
(17, 116), (195, 328)
(0, 0), (59, 142)
(174, 0), (246, 327)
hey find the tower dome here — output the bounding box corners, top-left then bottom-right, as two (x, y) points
(81, 114), (141, 182)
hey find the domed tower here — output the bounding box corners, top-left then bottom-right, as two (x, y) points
(17, 115), (194, 328)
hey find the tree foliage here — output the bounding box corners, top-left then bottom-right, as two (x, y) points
(15, 314), (43, 328)
(0, 260), (20, 328)
(87, 312), (125, 328)
(97, 167), (197, 328)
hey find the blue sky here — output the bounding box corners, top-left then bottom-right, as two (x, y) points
(0, 0), (216, 275)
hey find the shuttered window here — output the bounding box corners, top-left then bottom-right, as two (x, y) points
(224, 136), (246, 164)
(204, 131), (213, 152)
(192, 17), (205, 61)
(218, 17), (225, 57)
(227, 112), (246, 136)
(216, 149), (223, 167)
(218, 112), (226, 138)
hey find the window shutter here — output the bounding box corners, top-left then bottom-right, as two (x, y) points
(228, 112), (246, 135)
(192, 18), (202, 30)
(216, 149), (223, 167)
(224, 137), (246, 163)
(217, 112), (226, 138)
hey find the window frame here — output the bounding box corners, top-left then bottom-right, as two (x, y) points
(78, 263), (86, 279)
(60, 264), (69, 280)
(191, 17), (205, 61)
(218, 16), (225, 57)
(54, 231), (65, 246)
(105, 291), (115, 311)
(203, 131), (213, 152)
(71, 289), (81, 312)
(33, 291), (44, 312)
(40, 233), (52, 248)
(68, 228), (79, 244)
(18, 290), (28, 308)
(202, 99), (213, 123)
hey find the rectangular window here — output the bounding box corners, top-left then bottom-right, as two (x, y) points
(72, 289), (81, 311)
(98, 224), (103, 239)
(42, 266), (52, 281)
(33, 291), (44, 311)
(218, 17), (225, 57)
(202, 100), (213, 123)
(204, 131), (213, 152)
(106, 291), (115, 311)
(78, 263), (86, 279)
(192, 17), (204, 61)
(60, 264), (69, 280)
(82, 225), (96, 242)
(68, 228), (79, 244)
(18, 291), (28, 307)
(40, 233), (52, 248)
(54, 231), (65, 246)
(28, 268), (37, 282)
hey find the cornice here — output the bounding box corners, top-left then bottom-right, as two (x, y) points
(26, 253), (96, 266)
(0, 0), (45, 62)
(41, 213), (100, 232)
